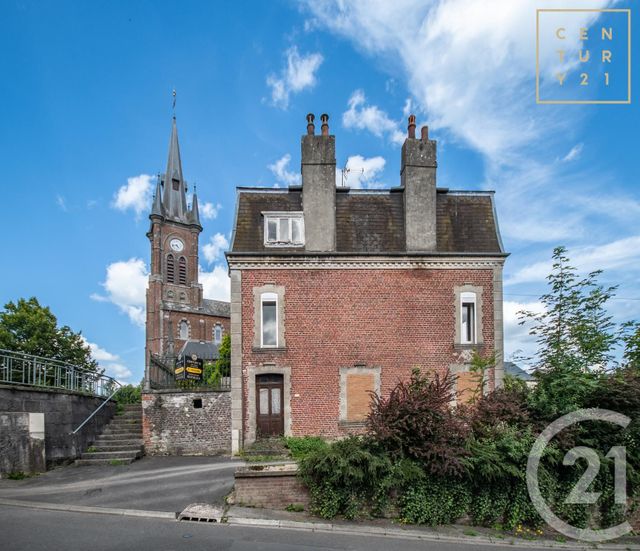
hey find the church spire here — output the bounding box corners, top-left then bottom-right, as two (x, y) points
(189, 184), (202, 228)
(161, 116), (189, 222)
(150, 177), (164, 218)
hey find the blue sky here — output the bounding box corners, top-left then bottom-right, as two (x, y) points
(1, 0), (638, 382)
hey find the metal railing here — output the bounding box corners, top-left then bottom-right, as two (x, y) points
(149, 353), (230, 391)
(0, 348), (120, 398)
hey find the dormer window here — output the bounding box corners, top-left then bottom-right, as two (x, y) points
(263, 212), (304, 247)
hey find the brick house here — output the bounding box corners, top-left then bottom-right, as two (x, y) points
(144, 117), (230, 387)
(226, 114), (507, 452)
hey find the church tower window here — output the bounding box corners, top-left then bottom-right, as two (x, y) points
(178, 256), (187, 285)
(166, 254), (175, 284)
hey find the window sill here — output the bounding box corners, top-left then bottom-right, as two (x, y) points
(252, 347), (287, 353)
(338, 420), (367, 428)
(453, 343), (485, 351)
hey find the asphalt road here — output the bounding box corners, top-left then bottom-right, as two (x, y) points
(0, 505), (561, 551)
(0, 456), (240, 513)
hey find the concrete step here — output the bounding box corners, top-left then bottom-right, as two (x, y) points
(93, 440), (142, 448)
(75, 457), (136, 466)
(109, 421), (141, 428)
(98, 433), (142, 440)
(91, 443), (144, 452)
(104, 426), (143, 433)
(80, 450), (141, 460)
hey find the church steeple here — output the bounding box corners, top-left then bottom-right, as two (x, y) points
(161, 117), (189, 223)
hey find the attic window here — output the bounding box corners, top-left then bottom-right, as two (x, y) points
(263, 212), (304, 247)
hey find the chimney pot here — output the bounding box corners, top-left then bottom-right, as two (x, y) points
(306, 113), (315, 135)
(421, 125), (429, 141)
(408, 114), (416, 139)
(321, 113), (329, 136)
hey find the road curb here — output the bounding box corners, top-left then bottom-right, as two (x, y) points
(0, 498), (177, 520)
(225, 515), (640, 550)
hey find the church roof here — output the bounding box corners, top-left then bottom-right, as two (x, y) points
(202, 299), (231, 318)
(229, 187), (505, 255)
(177, 340), (221, 361)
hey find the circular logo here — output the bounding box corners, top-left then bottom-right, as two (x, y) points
(191, 354), (198, 361)
(527, 408), (631, 542)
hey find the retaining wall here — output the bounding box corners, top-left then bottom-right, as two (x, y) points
(0, 384), (116, 465)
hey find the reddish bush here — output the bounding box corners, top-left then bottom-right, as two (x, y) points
(366, 368), (469, 476)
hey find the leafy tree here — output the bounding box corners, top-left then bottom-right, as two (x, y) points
(0, 297), (97, 371)
(622, 321), (640, 370)
(518, 246), (619, 373)
(204, 333), (230, 385)
(518, 247), (619, 418)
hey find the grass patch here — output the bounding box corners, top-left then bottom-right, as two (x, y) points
(463, 529), (478, 537)
(283, 436), (328, 461)
(87, 446), (97, 453)
(285, 503), (305, 512)
(108, 459), (126, 466)
(5, 471), (29, 480)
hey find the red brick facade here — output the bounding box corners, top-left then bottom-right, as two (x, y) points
(239, 266), (497, 440)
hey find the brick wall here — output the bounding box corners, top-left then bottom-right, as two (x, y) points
(241, 268), (496, 440)
(234, 468), (310, 509)
(142, 389), (231, 455)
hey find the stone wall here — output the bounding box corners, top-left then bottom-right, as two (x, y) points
(142, 389), (231, 455)
(0, 412), (46, 475)
(0, 384), (116, 465)
(234, 465), (310, 509)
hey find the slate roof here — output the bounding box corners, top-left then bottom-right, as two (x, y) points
(177, 340), (220, 361)
(203, 299), (231, 318)
(229, 187), (505, 255)
(504, 362), (534, 382)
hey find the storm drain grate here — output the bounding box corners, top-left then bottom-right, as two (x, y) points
(178, 503), (224, 523)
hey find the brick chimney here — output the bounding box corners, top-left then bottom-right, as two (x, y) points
(301, 113), (336, 252)
(401, 116), (437, 251)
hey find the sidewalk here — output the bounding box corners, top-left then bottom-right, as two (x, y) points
(0, 456), (243, 513)
(225, 505), (640, 550)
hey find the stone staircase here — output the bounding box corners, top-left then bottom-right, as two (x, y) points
(75, 403), (143, 466)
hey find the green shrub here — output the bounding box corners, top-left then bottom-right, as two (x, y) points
(299, 436), (392, 519)
(398, 475), (471, 525)
(115, 383), (141, 404)
(284, 436), (328, 460)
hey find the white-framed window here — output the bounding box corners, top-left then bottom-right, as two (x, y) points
(261, 292), (278, 347)
(263, 212), (304, 247)
(460, 292), (477, 344)
(214, 324), (222, 344)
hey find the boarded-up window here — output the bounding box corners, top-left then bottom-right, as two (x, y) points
(346, 373), (374, 422)
(457, 371), (482, 404)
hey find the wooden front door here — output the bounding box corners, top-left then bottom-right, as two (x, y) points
(256, 374), (284, 437)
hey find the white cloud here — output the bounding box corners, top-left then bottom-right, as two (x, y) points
(342, 90), (404, 145)
(104, 363), (133, 382)
(112, 174), (154, 218)
(202, 233), (229, 264)
(200, 201), (221, 220)
(503, 300), (545, 362)
(268, 154), (301, 187)
(337, 155), (386, 189)
(562, 143), (584, 162)
(56, 195), (68, 212)
(92, 258), (148, 327)
(507, 236), (640, 286)
(267, 46), (324, 109)
(199, 265), (230, 302)
(82, 338), (133, 383)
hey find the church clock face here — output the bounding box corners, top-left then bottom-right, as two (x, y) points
(169, 238), (184, 252)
